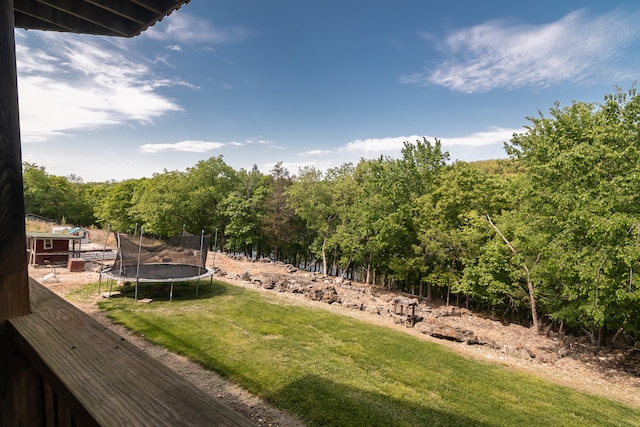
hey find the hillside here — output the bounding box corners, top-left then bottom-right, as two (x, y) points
(32, 252), (640, 425)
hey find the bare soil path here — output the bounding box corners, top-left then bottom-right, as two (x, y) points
(31, 253), (640, 426)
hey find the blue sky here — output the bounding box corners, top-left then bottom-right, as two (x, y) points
(15, 1), (640, 182)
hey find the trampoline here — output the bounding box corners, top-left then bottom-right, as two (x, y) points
(99, 228), (214, 301)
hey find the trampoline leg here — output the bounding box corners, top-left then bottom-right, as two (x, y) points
(170, 281), (174, 302)
(196, 280), (199, 298)
(108, 278), (114, 297)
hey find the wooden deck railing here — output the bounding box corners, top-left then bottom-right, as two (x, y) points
(6, 278), (254, 426)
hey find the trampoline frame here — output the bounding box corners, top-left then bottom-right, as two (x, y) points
(101, 263), (215, 283)
(98, 227), (215, 301)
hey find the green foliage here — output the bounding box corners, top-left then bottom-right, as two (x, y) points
(505, 85), (640, 339)
(23, 162), (95, 225)
(221, 165), (269, 255)
(24, 86), (640, 342)
(262, 162), (303, 261)
(93, 179), (143, 232)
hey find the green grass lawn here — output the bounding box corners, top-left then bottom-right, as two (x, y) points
(76, 280), (640, 426)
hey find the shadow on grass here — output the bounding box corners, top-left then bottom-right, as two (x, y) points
(110, 279), (229, 302)
(267, 374), (493, 427)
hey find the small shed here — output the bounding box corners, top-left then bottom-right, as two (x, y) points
(53, 226), (90, 244)
(26, 232), (82, 266)
(69, 227), (90, 243)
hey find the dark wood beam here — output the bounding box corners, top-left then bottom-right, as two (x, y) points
(15, 0), (130, 37)
(0, 0), (30, 326)
(1, 2), (37, 424)
(14, 0), (191, 38)
(85, 0), (152, 25)
(36, 0), (139, 37)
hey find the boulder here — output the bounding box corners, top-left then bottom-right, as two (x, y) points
(342, 300), (363, 310)
(304, 287), (325, 301)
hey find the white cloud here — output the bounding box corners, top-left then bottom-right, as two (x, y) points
(139, 137), (278, 154)
(299, 149), (333, 157)
(403, 8), (640, 93)
(343, 136), (421, 153)
(140, 140), (226, 153)
(144, 12), (249, 43)
(16, 32), (184, 143)
(288, 128), (522, 174)
(439, 127), (518, 147)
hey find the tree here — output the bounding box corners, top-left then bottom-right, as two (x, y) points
(286, 165), (336, 274)
(23, 162), (95, 225)
(263, 162), (299, 261)
(129, 171), (188, 236)
(414, 161), (511, 303)
(94, 179), (143, 232)
(505, 86), (640, 342)
(222, 165), (269, 256)
(183, 156), (239, 237)
(390, 138), (450, 294)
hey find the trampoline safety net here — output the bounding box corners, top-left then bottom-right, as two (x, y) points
(111, 231), (210, 280)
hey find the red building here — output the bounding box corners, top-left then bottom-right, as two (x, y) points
(25, 232), (82, 266)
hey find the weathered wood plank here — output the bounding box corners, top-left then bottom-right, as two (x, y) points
(8, 279), (255, 426)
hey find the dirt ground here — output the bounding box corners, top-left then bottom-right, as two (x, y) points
(31, 253), (640, 426)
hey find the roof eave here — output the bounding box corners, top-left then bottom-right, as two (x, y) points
(13, 0), (191, 38)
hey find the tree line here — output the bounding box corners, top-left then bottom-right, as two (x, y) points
(24, 87), (640, 345)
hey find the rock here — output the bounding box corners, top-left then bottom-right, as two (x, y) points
(241, 271), (252, 281)
(304, 287), (325, 301)
(262, 280), (275, 290)
(500, 345), (533, 359)
(520, 348), (535, 359)
(415, 323), (432, 334)
(429, 325), (472, 343)
(365, 305), (380, 315)
(101, 291), (121, 298)
(474, 336), (498, 348)
(342, 300), (363, 310)
(274, 279), (288, 291)
(422, 317), (439, 325)
(321, 286), (340, 304)
(289, 284), (303, 294)
(434, 306), (463, 318)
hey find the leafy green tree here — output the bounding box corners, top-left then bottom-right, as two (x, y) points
(129, 171), (188, 236)
(286, 165), (335, 272)
(263, 162), (300, 261)
(386, 138), (450, 292)
(222, 165), (269, 256)
(94, 179), (144, 232)
(415, 161), (510, 302)
(182, 156), (239, 237)
(23, 162), (95, 225)
(505, 86), (640, 341)
(321, 164), (360, 277)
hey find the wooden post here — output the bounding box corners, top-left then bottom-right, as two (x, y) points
(0, 0), (30, 323)
(1, 1), (39, 425)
